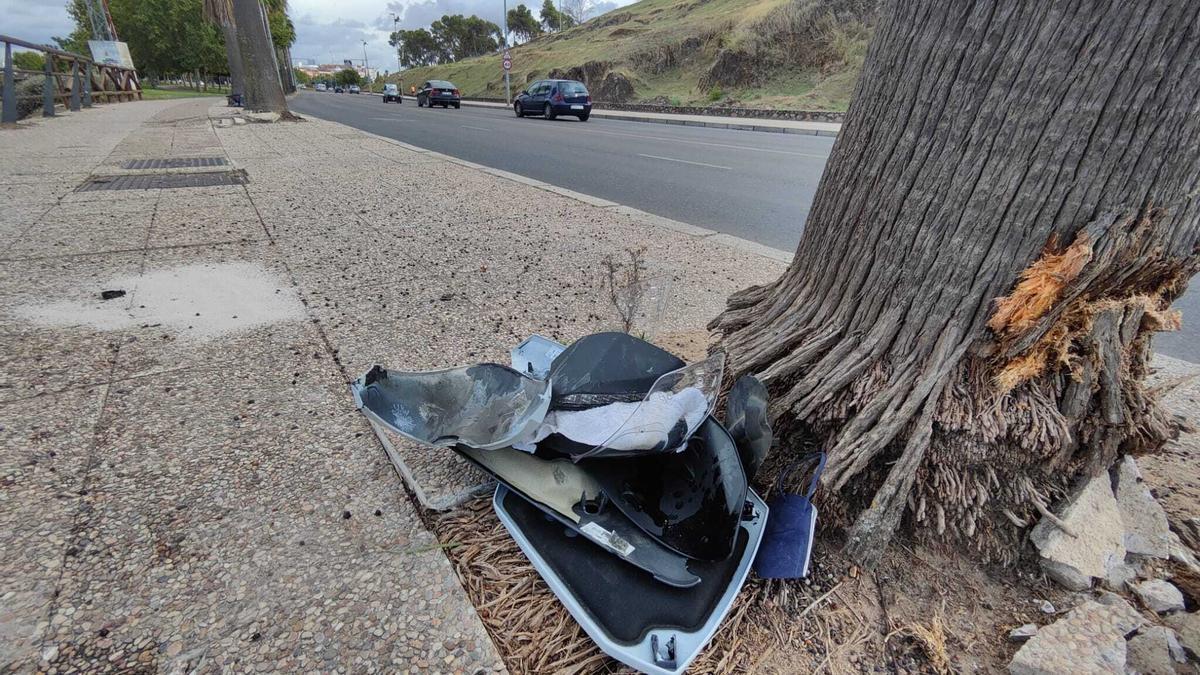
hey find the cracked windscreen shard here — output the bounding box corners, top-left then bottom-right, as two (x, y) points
(351, 364), (551, 450)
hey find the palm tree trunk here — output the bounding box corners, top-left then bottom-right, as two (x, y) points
(221, 21), (245, 99)
(231, 0), (292, 115)
(711, 0), (1200, 567)
(276, 46), (295, 94)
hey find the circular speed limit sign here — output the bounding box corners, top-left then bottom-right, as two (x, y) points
(502, 57), (512, 71)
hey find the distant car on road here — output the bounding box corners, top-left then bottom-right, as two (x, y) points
(417, 80), (461, 109)
(514, 79), (591, 121)
(315, 83), (326, 92)
(349, 84), (361, 94)
(382, 83), (402, 103)
(335, 86), (345, 93)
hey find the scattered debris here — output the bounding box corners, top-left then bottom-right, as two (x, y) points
(99, 289), (126, 300)
(1168, 531), (1200, 574)
(1103, 561), (1139, 592)
(1007, 599), (1143, 675)
(1133, 580), (1186, 614)
(1030, 473), (1126, 591)
(1009, 624), (1039, 642)
(351, 332), (787, 674)
(1164, 612), (1200, 660)
(1041, 600), (1056, 615)
(1114, 456), (1171, 558)
(1126, 625), (1186, 674)
(755, 452), (824, 579)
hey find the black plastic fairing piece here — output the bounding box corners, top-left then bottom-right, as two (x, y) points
(452, 446), (702, 588)
(498, 486), (748, 642)
(725, 375), (772, 483)
(493, 484), (768, 675)
(546, 332), (685, 411)
(583, 415), (748, 562)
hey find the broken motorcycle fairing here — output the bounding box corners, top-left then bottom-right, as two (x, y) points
(495, 483), (767, 675)
(454, 445), (701, 587)
(534, 333), (725, 460)
(352, 332), (775, 675)
(583, 415), (747, 562)
(351, 364), (551, 450)
(724, 374), (772, 483)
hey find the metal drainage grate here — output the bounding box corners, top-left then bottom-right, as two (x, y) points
(76, 170), (249, 192)
(120, 157), (229, 170)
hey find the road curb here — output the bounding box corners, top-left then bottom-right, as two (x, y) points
(292, 107), (795, 266)
(361, 92), (838, 137)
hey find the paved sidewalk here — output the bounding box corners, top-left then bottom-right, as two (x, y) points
(1, 100), (504, 674)
(396, 95), (842, 136)
(0, 98), (787, 672)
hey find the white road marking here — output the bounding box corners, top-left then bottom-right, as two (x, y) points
(637, 153), (732, 170)
(462, 125), (492, 131)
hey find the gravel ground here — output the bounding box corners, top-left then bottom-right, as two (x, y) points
(0, 98), (785, 673)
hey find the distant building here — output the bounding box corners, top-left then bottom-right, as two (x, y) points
(297, 63), (377, 81)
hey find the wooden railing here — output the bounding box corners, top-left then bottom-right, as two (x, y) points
(1, 34), (141, 124)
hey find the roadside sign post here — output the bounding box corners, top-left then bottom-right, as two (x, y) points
(503, 50), (512, 103)
(501, 0), (512, 104)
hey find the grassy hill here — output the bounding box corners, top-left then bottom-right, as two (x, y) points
(390, 0), (875, 111)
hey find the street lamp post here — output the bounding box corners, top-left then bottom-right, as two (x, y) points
(362, 40), (369, 84)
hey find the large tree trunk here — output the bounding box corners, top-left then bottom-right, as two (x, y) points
(231, 0), (292, 115)
(276, 46), (295, 94)
(711, 0), (1200, 566)
(221, 21), (246, 100)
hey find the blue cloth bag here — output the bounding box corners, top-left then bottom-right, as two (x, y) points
(753, 452), (826, 579)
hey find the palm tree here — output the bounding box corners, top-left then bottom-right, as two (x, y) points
(231, 0), (294, 115)
(202, 0), (245, 101)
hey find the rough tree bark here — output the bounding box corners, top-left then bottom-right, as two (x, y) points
(203, 0), (245, 100)
(231, 0), (293, 116)
(277, 46), (295, 94)
(711, 0), (1200, 566)
(221, 22), (246, 100)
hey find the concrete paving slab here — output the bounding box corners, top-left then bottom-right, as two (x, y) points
(0, 326), (120, 402)
(0, 97), (506, 673)
(0, 386), (106, 669)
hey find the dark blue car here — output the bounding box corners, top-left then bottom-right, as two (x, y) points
(418, 80), (461, 109)
(514, 79), (592, 121)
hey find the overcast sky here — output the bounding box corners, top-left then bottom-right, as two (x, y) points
(1, 0), (630, 72)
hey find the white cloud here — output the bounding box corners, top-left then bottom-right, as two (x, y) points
(0, 0), (76, 49)
(0, 0), (636, 76)
(291, 0), (636, 72)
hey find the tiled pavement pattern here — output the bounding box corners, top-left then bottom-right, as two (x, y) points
(0, 99), (786, 673)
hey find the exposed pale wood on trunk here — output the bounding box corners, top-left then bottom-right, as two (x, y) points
(712, 0), (1200, 565)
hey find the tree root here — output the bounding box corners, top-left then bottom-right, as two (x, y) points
(715, 211), (1196, 566)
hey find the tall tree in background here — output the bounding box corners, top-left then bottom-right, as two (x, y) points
(390, 28), (440, 67)
(263, 0), (296, 93)
(232, 0), (293, 115)
(430, 15), (502, 61)
(558, 0), (591, 25)
(506, 4), (543, 43)
(539, 0), (572, 32)
(54, 0), (91, 54)
(203, 0), (245, 99)
(710, 0), (1200, 566)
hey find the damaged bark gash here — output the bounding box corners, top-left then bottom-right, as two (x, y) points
(351, 332), (817, 674)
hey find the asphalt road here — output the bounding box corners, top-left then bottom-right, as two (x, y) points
(289, 91), (1199, 363)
